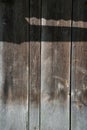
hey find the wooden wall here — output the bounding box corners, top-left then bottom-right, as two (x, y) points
(0, 0), (87, 130)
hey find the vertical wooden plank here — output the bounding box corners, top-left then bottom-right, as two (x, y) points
(71, 0), (87, 129)
(30, 43), (41, 130)
(41, 43), (70, 130)
(41, 0), (72, 129)
(0, 0), (29, 130)
(29, 0), (41, 130)
(0, 43), (28, 130)
(71, 43), (87, 130)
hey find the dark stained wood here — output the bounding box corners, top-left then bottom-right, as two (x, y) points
(71, 43), (87, 130)
(41, 43), (70, 130)
(30, 0), (71, 20)
(0, 0), (29, 43)
(73, 0), (87, 21)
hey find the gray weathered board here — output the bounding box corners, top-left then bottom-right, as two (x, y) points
(0, 42), (28, 130)
(71, 43), (87, 130)
(0, 0), (29, 130)
(29, 0), (41, 129)
(0, 0), (87, 130)
(41, 43), (70, 130)
(71, 0), (87, 130)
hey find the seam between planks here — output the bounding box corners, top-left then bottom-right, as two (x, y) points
(39, 0), (42, 129)
(69, 0), (74, 129)
(28, 0), (30, 129)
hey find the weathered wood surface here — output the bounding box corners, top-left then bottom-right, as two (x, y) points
(71, 0), (87, 129)
(0, 0), (87, 130)
(71, 43), (87, 130)
(0, 0), (29, 43)
(40, 0), (71, 129)
(29, 42), (41, 130)
(0, 42), (28, 130)
(0, 1), (29, 130)
(29, 0), (41, 129)
(41, 43), (70, 130)
(73, 0), (87, 21)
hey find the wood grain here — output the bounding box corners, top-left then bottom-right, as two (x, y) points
(71, 0), (87, 129)
(41, 42), (70, 130)
(41, 0), (71, 129)
(0, 42), (28, 130)
(29, 0), (41, 129)
(0, 0), (29, 130)
(0, 0), (29, 43)
(29, 42), (41, 130)
(71, 43), (87, 130)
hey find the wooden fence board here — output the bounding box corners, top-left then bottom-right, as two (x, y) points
(0, 42), (28, 130)
(1, 0), (87, 130)
(29, 0), (41, 129)
(0, 1), (29, 130)
(29, 42), (41, 130)
(71, 0), (87, 129)
(41, 0), (72, 129)
(41, 43), (70, 130)
(71, 43), (87, 130)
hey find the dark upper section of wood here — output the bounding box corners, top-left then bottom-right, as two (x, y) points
(30, 0), (87, 21)
(0, 0), (29, 43)
(0, 0), (87, 43)
(41, 0), (72, 20)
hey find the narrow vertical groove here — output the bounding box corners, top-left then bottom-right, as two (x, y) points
(69, 0), (73, 130)
(28, 30), (30, 128)
(27, 0), (30, 129)
(39, 0), (42, 129)
(27, 42), (30, 130)
(28, 42), (30, 130)
(39, 40), (41, 130)
(69, 41), (73, 130)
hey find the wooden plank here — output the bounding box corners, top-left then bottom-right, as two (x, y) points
(41, 43), (70, 130)
(71, 0), (87, 129)
(29, 0), (41, 130)
(41, 0), (71, 129)
(0, 0), (29, 43)
(0, 0), (29, 130)
(71, 43), (87, 130)
(0, 42), (28, 130)
(29, 42), (41, 130)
